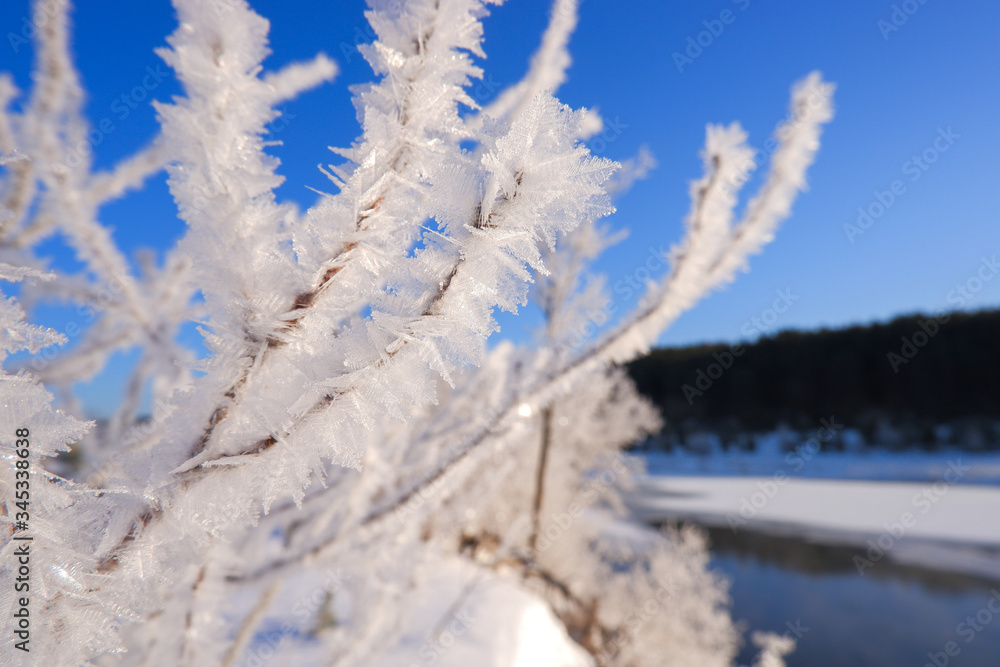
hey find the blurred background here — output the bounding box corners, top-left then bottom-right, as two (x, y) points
(2, 1), (999, 664)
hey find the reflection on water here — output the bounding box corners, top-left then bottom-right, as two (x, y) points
(703, 527), (1000, 595)
(673, 523), (1000, 666)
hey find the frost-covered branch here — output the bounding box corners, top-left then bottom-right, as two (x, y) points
(0, 0), (828, 663)
(0, 0), (196, 475)
(358, 71), (834, 537)
(468, 0), (579, 131)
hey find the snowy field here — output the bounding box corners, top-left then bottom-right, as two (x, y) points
(631, 451), (1000, 581)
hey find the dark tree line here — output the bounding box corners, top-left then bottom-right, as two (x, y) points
(627, 309), (1000, 450)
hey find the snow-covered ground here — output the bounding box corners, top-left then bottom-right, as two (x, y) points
(241, 555), (593, 667)
(368, 560), (592, 667)
(630, 450), (1000, 581)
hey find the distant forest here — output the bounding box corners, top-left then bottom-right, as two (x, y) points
(627, 309), (1000, 451)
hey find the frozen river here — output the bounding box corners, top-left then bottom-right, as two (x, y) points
(631, 463), (1000, 666)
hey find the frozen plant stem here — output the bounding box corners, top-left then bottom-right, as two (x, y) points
(0, 0), (832, 665)
(528, 406), (554, 554)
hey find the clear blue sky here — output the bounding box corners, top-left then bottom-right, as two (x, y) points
(2, 0), (999, 416)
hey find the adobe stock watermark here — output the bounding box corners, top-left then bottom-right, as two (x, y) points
(534, 454), (634, 553)
(853, 460), (968, 575)
(724, 84), (833, 195)
(594, 578), (678, 664)
(844, 126), (958, 243)
(878, 0), (932, 41)
(25, 270), (133, 374)
(337, 20), (377, 65)
(557, 244), (672, 355)
(395, 478), (448, 526)
(469, 74), (502, 108)
(54, 64), (171, 174)
(6, 0), (69, 54)
(587, 116), (629, 156)
(886, 313), (949, 373)
(726, 417), (843, 533)
(237, 568), (348, 667)
(751, 619), (810, 662)
(946, 255), (1000, 308)
(779, 619), (810, 643)
(887, 255), (998, 372)
(922, 590), (1000, 667)
(265, 107), (297, 135)
(681, 288), (798, 405)
(672, 0), (752, 74)
(406, 602), (477, 667)
(844, 125), (962, 243)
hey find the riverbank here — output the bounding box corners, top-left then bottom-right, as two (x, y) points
(628, 472), (1000, 581)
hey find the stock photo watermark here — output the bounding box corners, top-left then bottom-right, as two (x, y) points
(53, 64), (170, 173)
(595, 578), (679, 664)
(886, 313), (949, 373)
(6, 0), (68, 54)
(725, 417), (843, 533)
(922, 589), (1000, 667)
(534, 454), (634, 553)
(237, 568), (348, 667)
(556, 244), (671, 355)
(844, 126), (958, 244)
(852, 459), (968, 575)
(588, 116), (629, 156)
(886, 254), (997, 372)
(725, 84), (833, 194)
(681, 288), (799, 405)
(406, 602), (477, 667)
(946, 255), (999, 308)
(672, 0), (752, 73)
(878, 0), (933, 41)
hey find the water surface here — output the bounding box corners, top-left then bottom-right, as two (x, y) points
(697, 526), (1000, 666)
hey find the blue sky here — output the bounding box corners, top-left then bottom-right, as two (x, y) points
(1, 0), (998, 415)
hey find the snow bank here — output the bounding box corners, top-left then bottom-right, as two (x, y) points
(629, 473), (1000, 580)
(368, 558), (592, 667)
